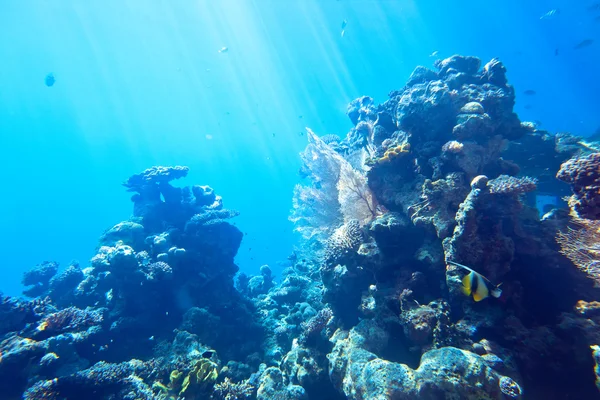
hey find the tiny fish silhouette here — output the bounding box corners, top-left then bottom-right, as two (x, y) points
(524, 90), (536, 95)
(45, 73), (55, 87)
(574, 39), (594, 50)
(540, 9), (559, 19)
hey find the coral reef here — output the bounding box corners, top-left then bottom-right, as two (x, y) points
(3, 167), (261, 399)
(5, 54), (600, 399)
(557, 152), (600, 220)
(556, 217), (600, 286)
(328, 320), (520, 399)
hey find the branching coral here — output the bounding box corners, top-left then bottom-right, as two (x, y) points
(213, 377), (254, 400)
(556, 218), (600, 286)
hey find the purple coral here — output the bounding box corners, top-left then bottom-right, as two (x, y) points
(557, 153), (600, 220)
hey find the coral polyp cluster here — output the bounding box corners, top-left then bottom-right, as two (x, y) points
(377, 143), (411, 164)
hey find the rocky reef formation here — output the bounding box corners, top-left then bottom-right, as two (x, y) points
(2, 167), (261, 399)
(3, 55), (600, 399)
(284, 54), (600, 399)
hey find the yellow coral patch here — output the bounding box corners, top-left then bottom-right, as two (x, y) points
(377, 143), (411, 164)
(37, 321), (49, 332)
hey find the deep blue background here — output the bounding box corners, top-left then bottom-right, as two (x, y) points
(0, 0), (598, 295)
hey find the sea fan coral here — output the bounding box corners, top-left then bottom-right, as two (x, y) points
(337, 161), (379, 226)
(290, 129), (344, 244)
(556, 218), (600, 286)
(290, 128), (378, 254)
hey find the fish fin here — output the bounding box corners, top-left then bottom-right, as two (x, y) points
(448, 260), (476, 274)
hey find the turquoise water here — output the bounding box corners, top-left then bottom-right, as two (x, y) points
(0, 0), (598, 296)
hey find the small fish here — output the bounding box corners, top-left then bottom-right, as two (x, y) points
(341, 19), (347, 37)
(574, 39), (594, 49)
(524, 105), (533, 110)
(540, 9), (559, 19)
(218, 46), (229, 53)
(554, 48), (559, 56)
(447, 260), (502, 302)
(429, 50), (439, 57)
(44, 73), (55, 87)
(524, 89), (537, 96)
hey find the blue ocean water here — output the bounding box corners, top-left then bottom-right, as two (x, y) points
(0, 0), (598, 297)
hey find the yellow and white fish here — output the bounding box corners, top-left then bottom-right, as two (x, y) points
(447, 260), (502, 302)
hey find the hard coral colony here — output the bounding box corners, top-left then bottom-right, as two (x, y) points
(1, 54), (600, 400)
